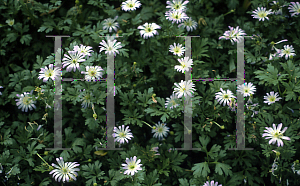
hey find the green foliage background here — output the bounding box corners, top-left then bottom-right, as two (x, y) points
(1, 0), (300, 185)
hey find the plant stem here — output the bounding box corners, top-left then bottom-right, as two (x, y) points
(142, 121), (154, 129)
(36, 153), (52, 169)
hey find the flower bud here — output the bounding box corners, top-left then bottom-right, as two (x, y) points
(75, 0), (79, 4)
(270, 41), (275, 45)
(79, 5), (82, 8)
(296, 160), (299, 164)
(133, 62), (137, 65)
(44, 151), (49, 156)
(153, 126), (156, 130)
(169, 131), (174, 135)
(88, 159), (92, 162)
(152, 94), (156, 97)
(93, 183), (97, 186)
(133, 84), (136, 87)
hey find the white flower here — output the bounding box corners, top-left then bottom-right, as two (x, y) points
(0, 86), (3, 95)
(103, 16), (119, 33)
(219, 26), (247, 45)
(38, 64), (61, 82)
(165, 93), (180, 109)
(5, 19), (14, 26)
(99, 38), (122, 56)
(173, 80), (196, 98)
(112, 125), (134, 144)
(62, 51), (85, 72)
(121, 0), (141, 12)
(262, 123), (290, 147)
(288, 2), (300, 17)
(174, 57), (193, 73)
(15, 91), (36, 112)
(278, 45), (296, 60)
(215, 88), (236, 106)
(137, 22), (161, 39)
(121, 156), (142, 176)
(165, 10), (189, 24)
(178, 18), (198, 32)
(73, 44), (93, 57)
(237, 82), (256, 97)
(78, 89), (94, 109)
(152, 121), (170, 140)
(169, 43), (185, 56)
(166, 0), (189, 12)
(203, 180), (222, 186)
(264, 91), (282, 105)
(81, 66), (103, 81)
(251, 7), (273, 21)
(49, 157), (80, 183)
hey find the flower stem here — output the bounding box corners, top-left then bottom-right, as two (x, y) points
(142, 121), (155, 129)
(36, 153), (52, 169)
(212, 121), (225, 129)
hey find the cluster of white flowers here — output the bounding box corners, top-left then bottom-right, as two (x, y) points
(165, 0), (198, 32)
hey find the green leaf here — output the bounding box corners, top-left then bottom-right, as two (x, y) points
(191, 162), (210, 178)
(82, 160), (105, 186)
(132, 13), (142, 25)
(6, 32), (18, 43)
(214, 162), (232, 176)
(140, 7), (154, 21)
(144, 169), (162, 186)
(254, 64), (279, 86)
(208, 144), (221, 159)
(20, 34), (32, 45)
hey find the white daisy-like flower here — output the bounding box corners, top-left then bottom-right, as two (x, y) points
(152, 121), (170, 140)
(178, 18), (198, 32)
(121, 0), (141, 12)
(38, 64), (61, 82)
(121, 156), (142, 176)
(173, 80), (196, 98)
(112, 125), (134, 144)
(137, 22), (161, 39)
(62, 51), (85, 72)
(203, 180), (222, 186)
(49, 157), (80, 183)
(219, 26), (247, 45)
(15, 91), (36, 112)
(165, 10), (189, 24)
(262, 123), (290, 147)
(103, 16), (119, 33)
(215, 88), (236, 106)
(278, 45), (296, 60)
(0, 86), (3, 95)
(166, 0), (189, 12)
(169, 43), (185, 56)
(264, 91), (282, 105)
(99, 38), (122, 56)
(165, 93), (180, 109)
(174, 57), (193, 73)
(78, 89), (94, 109)
(5, 19), (14, 26)
(237, 82), (256, 97)
(73, 44), (93, 57)
(81, 66), (103, 81)
(251, 7), (273, 21)
(288, 2), (300, 17)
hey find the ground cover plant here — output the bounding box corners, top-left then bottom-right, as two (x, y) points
(0, 0), (300, 185)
